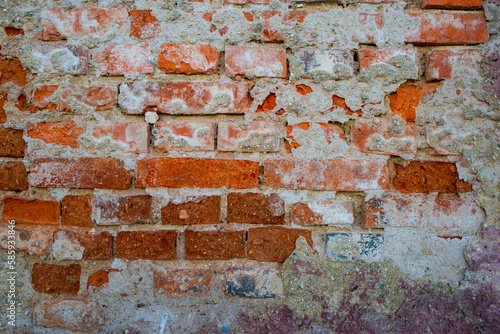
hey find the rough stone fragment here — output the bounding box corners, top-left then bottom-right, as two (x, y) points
(225, 267), (283, 298)
(227, 193), (285, 224)
(291, 201), (354, 226)
(162, 196), (221, 225)
(217, 121), (281, 152)
(136, 158), (259, 189)
(326, 233), (384, 263)
(30, 158), (132, 189)
(118, 81), (249, 115)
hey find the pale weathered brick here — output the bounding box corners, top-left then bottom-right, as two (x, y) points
(217, 121), (281, 152)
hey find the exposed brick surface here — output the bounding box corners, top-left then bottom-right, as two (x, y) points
(392, 161), (472, 193)
(159, 43), (219, 74)
(116, 230), (177, 260)
(79, 232), (114, 260)
(61, 195), (93, 228)
(0, 226), (53, 255)
(425, 49), (482, 81)
(153, 121), (215, 152)
(0, 162), (27, 191)
(286, 123), (345, 152)
(260, 11), (309, 42)
(359, 47), (418, 72)
(421, 0), (483, 9)
(389, 85), (439, 122)
(291, 201), (354, 226)
(32, 263), (81, 294)
(294, 48), (354, 79)
(2, 197), (59, 225)
(91, 122), (149, 153)
(217, 121), (281, 152)
(225, 46), (287, 78)
(93, 44), (153, 75)
(31, 44), (89, 75)
(30, 158), (132, 189)
(119, 81), (249, 115)
(227, 193), (285, 224)
(0, 128), (25, 157)
(162, 196), (221, 225)
(27, 122), (84, 148)
(95, 195), (153, 225)
(264, 159), (390, 191)
(0, 59), (26, 87)
(247, 227), (313, 262)
(130, 10), (161, 39)
(136, 158), (259, 189)
(87, 269), (119, 289)
(185, 230), (246, 260)
(154, 269), (213, 297)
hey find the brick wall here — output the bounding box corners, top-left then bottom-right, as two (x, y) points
(0, 0), (499, 332)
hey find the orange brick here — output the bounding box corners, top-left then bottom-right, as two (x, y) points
(404, 13), (488, 45)
(27, 122), (84, 148)
(421, 0), (483, 9)
(88, 269), (119, 289)
(0, 128), (25, 157)
(358, 47), (418, 72)
(425, 49), (482, 81)
(264, 159), (389, 191)
(225, 46), (287, 78)
(159, 43), (219, 75)
(91, 122), (149, 153)
(4, 27), (24, 36)
(0, 59), (26, 87)
(185, 229), (246, 260)
(61, 195), (93, 228)
(0, 162), (28, 191)
(38, 7), (128, 40)
(117, 230), (177, 260)
(136, 158), (259, 189)
(153, 121), (215, 152)
(2, 197), (59, 225)
(93, 44), (153, 75)
(227, 193), (285, 224)
(30, 158), (132, 189)
(162, 196), (221, 225)
(32, 263), (80, 294)
(130, 10), (161, 39)
(389, 85), (439, 122)
(247, 227), (313, 262)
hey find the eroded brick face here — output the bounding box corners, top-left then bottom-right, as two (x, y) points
(117, 230), (177, 260)
(0, 128), (25, 157)
(158, 43), (219, 74)
(227, 193), (285, 224)
(95, 195), (153, 225)
(162, 196), (221, 225)
(154, 269), (213, 297)
(32, 263), (81, 294)
(0, 162), (27, 191)
(61, 195), (93, 227)
(185, 230), (246, 260)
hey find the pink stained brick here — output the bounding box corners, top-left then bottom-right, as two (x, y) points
(351, 117), (417, 158)
(264, 159), (390, 191)
(130, 10), (161, 39)
(358, 47), (419, 72)
(153, 121), (215, 152)
(404, 13), (489, 45)
(425, 49), (482, 81)
(217, 121), (281, 152)
(118, 81), (250, 115)
(158, 43), (219, 75)
(38, 7), (128, 40)
(93, 44), (153, 75)
(91, 122), (149, 153)
(225, 46), (287, 78)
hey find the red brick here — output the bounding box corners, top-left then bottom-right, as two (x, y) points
(425, 49), (482, 81)
(32, 263), (81, 294)
(136, 158), (259, 189)
(227, 193), (284, 224)
(392, 161), (472, 193)
(389, 85), (439, 122)
(358, 47), (418, 72)
(225, 0), (272, 3)
(0, 59), (26, 87)
(117, 230), (177, 260)
(27, 122), (84, 148)
(95, 195), (153, 225)
(2, 197), (59, 225)
(421, 0), (483, 9)
(93, 44), (153, 75)
(162, 196), (220, 225)
(78, 232), (114, 260)
(0, 94), (7, 123)
(4, 27), (24, 36)
(404, 13), (488, 45)
(154, 269), (213, 297)
(118, 81), (250, 115)
(130, 10), (161, 39)
(33, 298), (105, 332)
(217, 121), (281, 152)
(291, 201), (354, 226)
(0, 226), (53, 255)
(91, 122), (149, 153)
(296, 84), (313, 95)
(61, 195), (93, 228)
(225, 46), (287, 78)
(0, 162), (27, 191)
(286, 123), (344, 152)
(38, 7), (128, 40)
(87, 269), (119, 289)
(256, 93), (283, 114)
(30, 158), (132, 189)
(32, 44), (89, 75)
(30, 84), (117, 112)
(153, 121), (215, 152)
(351, 117), (417, 157)
(158, 43), (219, 75)
(260, 11), (309, 42)
(264, 159), (389, 191)
(247, 227), (313, 262)
(0, 128), (25, 157)
(185, 229), (245, 260)
(52, 230), (112, 260)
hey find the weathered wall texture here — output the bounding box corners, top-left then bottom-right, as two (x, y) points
(0, 0), (499, 332)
